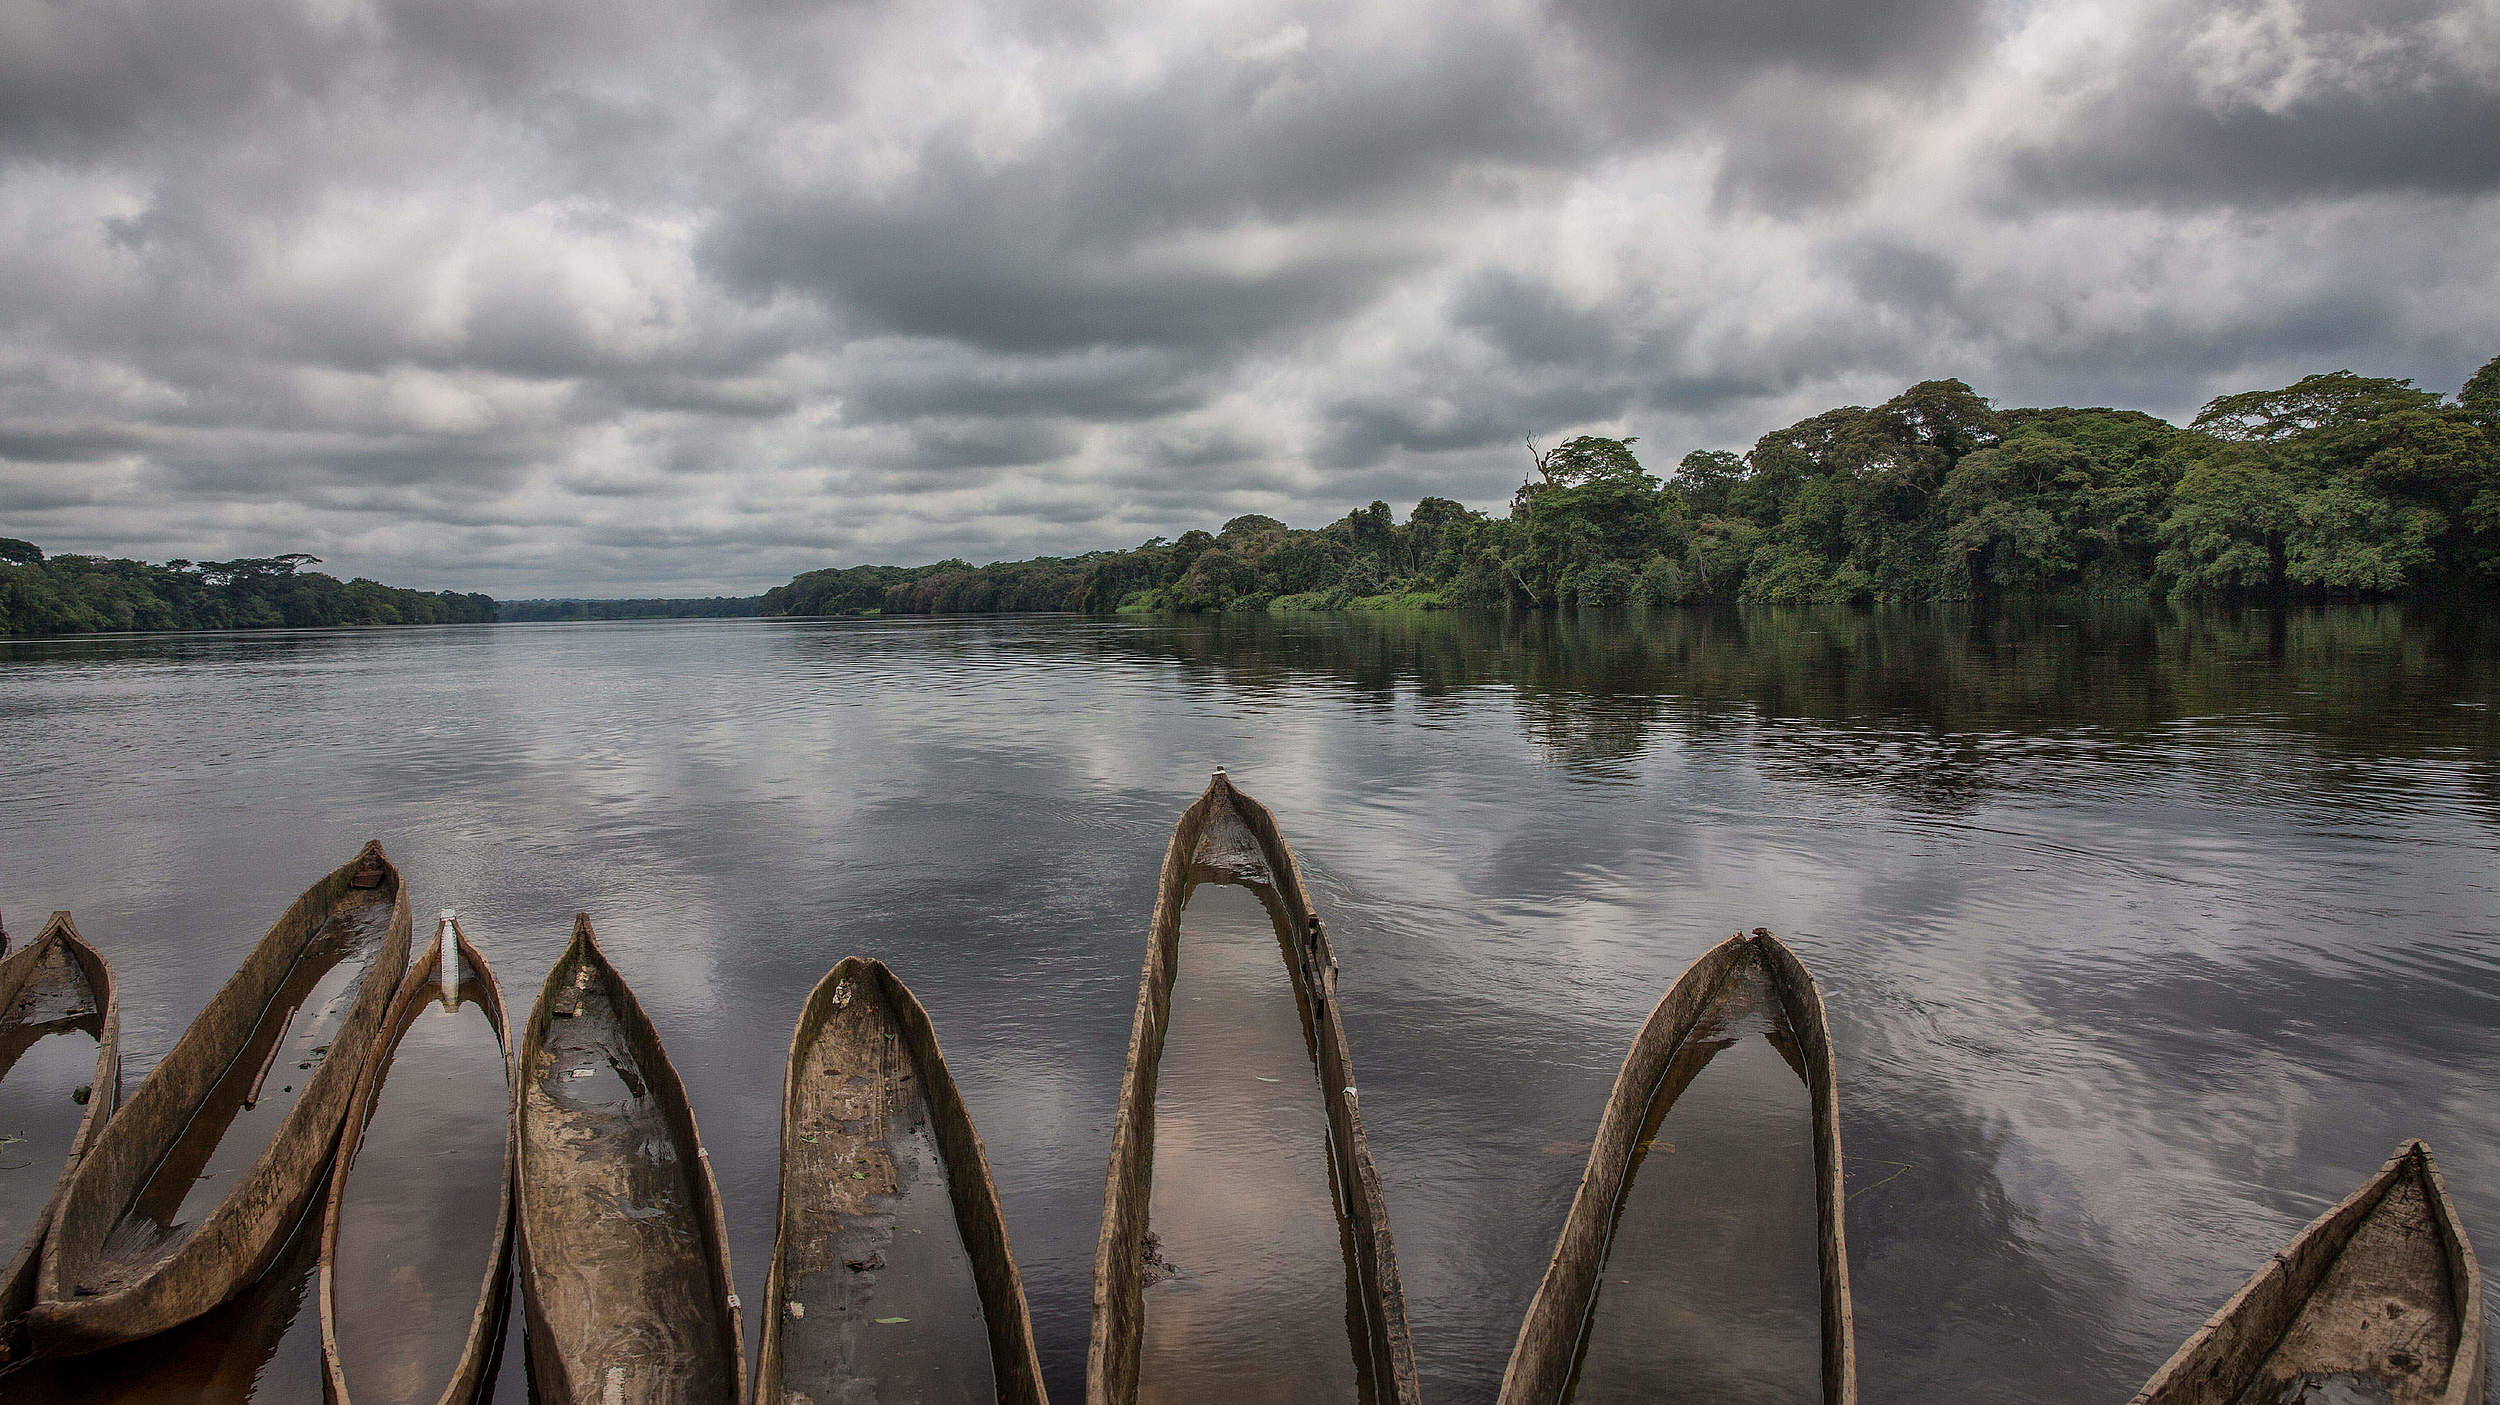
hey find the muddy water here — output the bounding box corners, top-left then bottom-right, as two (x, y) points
(1566, 954), (1823, 1405)
(1140, 878), (1376, 1404)
(330, 975), (510, 1404)
(773, 976), (997, 1403)
(0, 943), (104, 1252)
(98, 894), (396, 1275)
(778, 1101), (994, 1401)
(785, 1118), (993, 1402)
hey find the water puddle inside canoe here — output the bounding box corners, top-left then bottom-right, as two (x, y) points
(331, 976), (510, 1405)
(95, 892), (396, 1277)
(0, 942), (105, 1253)
(1563, 952), (1822, 1405)
(2235, 1376), (2403, 1405)
(7, 1196), (328, 1403)
(520, 957), (737, 1399)
(775, 982), (995, 1402)
(1140, 876), (1378, 1405)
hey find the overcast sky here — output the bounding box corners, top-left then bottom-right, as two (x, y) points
(3, 0), (2496, 596)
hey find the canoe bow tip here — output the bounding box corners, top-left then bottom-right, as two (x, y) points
(2396, 1140), (2444, 1181)
(349, 840), (393, 888)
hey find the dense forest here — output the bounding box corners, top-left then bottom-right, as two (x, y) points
(763, 359), (2500, 616)
(0, 541), (496, 636)
(500, 597), (761, 622)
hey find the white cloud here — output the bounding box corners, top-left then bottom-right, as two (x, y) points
(0, 0), (2492, 596)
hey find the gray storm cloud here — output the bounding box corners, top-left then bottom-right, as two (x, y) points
(1, 0), (2494, 596)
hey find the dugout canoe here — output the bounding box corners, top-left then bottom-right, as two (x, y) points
(318, 915), (516, 1405)
(0, 913), (120, 1367)
(757, 956), (1047, 1405)
(31, 841), (410, 1356)
(516, 914), (743, 1404)
(1497, 927), (1856, 1405)
(1087, 769), (1420, 1405)
(2131, 1140), (2484, 1405)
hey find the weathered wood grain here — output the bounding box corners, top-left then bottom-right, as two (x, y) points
(515, 914), (744, 1405)
(2131, 1140), (2484, 1405)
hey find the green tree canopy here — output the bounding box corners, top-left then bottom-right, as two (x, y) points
(2192, 371), (2442, 443)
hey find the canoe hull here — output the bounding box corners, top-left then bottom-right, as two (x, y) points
(31, 842), (411, 1357)
(515, 915), (744, 1405)
(2132, 1140), (2484, 1405)
(1087, 771), (1421, 1405)
(318, 920), (516, 1405)
(756, 956), (1048, 1405)
(1496, 927), (1857, 1405)
(0, 913), (121, 1368)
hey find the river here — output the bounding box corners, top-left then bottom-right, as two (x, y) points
(0, 604), (2493, 1403)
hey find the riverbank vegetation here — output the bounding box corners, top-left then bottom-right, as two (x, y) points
(764, 358), (2500, 615)
(499, 597), (761, 622)
(0, 542), (496, 636)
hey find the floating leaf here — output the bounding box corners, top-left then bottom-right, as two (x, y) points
(874, 1316), (908, 1325)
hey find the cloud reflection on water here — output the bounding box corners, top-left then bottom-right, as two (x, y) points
(0, 603), (2492, 1402)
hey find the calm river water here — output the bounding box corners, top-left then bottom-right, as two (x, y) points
(1, 605), (2494, 1404)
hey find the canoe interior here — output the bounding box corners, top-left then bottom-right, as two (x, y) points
(1088, 771), (1420, 1405)
(33, 841), (410, 1357)
(99, 890), (396, 1271)
(1559, 946), (1822, 1405)
(757, 957), (1047, 1405)
(1140, 874), (1379, 1404)
(320, 922), (516, 1405)
(516, 916), (743, 1405)
(1498, 929), (1856, 1405)
(2132, 1141), (2487, 1405)
(0, 914), (120, 1366)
